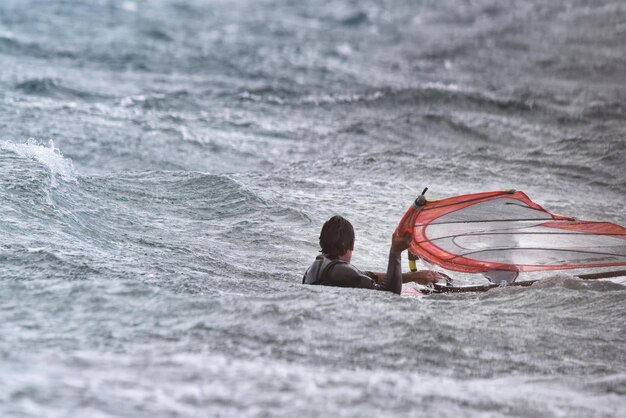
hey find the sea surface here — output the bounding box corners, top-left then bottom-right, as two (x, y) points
(1, 0), (625, 417)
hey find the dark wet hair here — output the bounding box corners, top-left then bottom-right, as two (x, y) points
(319, 215), (355, 259)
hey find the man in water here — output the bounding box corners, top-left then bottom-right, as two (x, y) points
(302, 215), (442, 294)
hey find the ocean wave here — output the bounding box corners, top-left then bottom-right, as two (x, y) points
(14, 78), (102, 100)
(379, 85), (537, 112)
(334, 11), (369, 26)
(118, 90), (194, 110)
(0, 139), (77, 185)
(526, 274), (625, 292)
(140, 27), (173, 42)
(583, 373), (626, 396)
(582, 100), (625, 120)
(0, 34), (71, 61)
(1, 246), (101, 281)
(467, 275), (626, 314)
(298, 90), (386, 105)
(235, 84), (539, 113)
(82, 170), (269, 223)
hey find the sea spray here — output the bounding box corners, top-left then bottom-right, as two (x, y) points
(1, 138), (77, 186)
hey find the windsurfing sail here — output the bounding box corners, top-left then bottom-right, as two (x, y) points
(400, 190), (626, 274)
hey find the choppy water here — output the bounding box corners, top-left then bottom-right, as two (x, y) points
(1, 0), (625, 416)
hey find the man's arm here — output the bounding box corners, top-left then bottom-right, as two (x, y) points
(377, 247), (403, 294)
(370, 270), (443, 285)
(373, 231), (415, 294)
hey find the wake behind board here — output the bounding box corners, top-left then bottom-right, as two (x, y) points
(401, 270), (626, 296)
(401, 283), (429, 297)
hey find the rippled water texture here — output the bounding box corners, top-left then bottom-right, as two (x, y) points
(1, 0), (625, 417)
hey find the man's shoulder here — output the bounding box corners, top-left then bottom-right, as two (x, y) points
(303, 255), (350, 285)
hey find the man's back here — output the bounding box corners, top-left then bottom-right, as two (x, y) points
(303, 255), (379, 290)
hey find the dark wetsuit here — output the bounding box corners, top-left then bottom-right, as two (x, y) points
(302, 249), (403, 294)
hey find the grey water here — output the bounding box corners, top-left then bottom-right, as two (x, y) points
(1, 0), (625, 416)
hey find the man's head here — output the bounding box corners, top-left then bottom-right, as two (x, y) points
(319, 215), (355, 261)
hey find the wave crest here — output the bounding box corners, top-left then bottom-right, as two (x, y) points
(0, 139), (77, 184)
(14, 78), (99, 100)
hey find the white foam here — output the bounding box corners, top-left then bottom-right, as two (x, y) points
(0, 138), (77, 184)
(121, 1), (137, 12)
(0, 28), (15, 40)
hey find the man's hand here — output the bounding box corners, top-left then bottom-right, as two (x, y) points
(416, 270), (443, 285)
(401, 270), (446, 285)
(391, 231), (412, 254)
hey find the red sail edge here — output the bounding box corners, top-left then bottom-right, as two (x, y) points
(404, 190), (626, 273)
